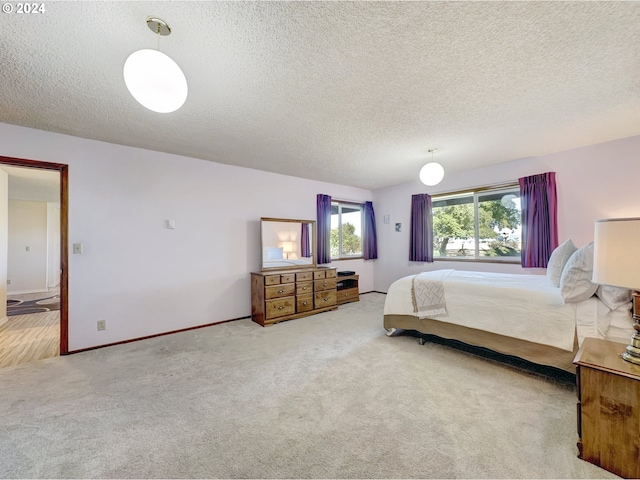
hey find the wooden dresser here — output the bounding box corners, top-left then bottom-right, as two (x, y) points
(251, 267), (338, 326)
(574, 337), (640, 479)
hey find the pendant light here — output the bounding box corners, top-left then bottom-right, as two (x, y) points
(419, 149), (445, 186)
(123, 17), (188, 113)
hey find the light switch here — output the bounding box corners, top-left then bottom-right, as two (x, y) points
(26, 246), (31, 252)
(73, 243), (83, 254)
(166, 219), (176, 229)
(384, 215), (390, 224)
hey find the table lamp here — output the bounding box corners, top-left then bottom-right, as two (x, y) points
(280, 241), (294, 259)
(592, 218), (640, 365)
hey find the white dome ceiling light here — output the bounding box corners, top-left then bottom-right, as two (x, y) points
(123, 17), (188, 113)
(419, 149), (445, 186)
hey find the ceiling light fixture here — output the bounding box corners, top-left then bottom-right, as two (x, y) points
(123, 17), (188, 113)
(419, 149), (445, 186)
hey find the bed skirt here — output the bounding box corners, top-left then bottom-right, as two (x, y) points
(384, 314), (578, 373)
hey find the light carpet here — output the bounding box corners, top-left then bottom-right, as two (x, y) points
(0, 293), (615, 479)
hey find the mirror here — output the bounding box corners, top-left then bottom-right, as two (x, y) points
(261, 217), (316, 271)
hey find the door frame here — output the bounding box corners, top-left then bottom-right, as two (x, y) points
(0, 155), (69, 355)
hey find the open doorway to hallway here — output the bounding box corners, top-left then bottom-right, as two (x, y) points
(0, 157), (68, 368)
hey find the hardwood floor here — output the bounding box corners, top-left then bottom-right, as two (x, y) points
(1, 290), (60, 368)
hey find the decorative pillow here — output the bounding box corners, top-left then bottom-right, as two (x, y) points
(596, 285), (632, 311)
(546, 239), (577, 287)
(559, 242), (598, 303)
(264, 247), (284, 261)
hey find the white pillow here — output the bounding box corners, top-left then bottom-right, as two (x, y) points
(596, 285), (632, 311)
(560, 242), (598, 303)
(546, 239), (577, 287)
(264, 247), (284, 260)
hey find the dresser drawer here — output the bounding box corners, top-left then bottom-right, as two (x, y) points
(264, 274), (295, 285)
(297, 294), (314, 313)
(314, 278), (337, 291)
(264, 275), (282, 286)
(296, 281), (313, 295)
(338, 287), (359, 302)
(265, 283), (296, 299)
(314, 270), (326, 280)
(315, 290), (337, 308)
(265, 298), (295, 319)
(296, 272), (313, 282)
(325, 269), (337, 278)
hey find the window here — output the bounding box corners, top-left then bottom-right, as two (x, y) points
(432, 185), (521, 261)
(330, 201), (364, 259)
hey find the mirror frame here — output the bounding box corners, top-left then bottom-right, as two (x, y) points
(261, 217), (317, 271)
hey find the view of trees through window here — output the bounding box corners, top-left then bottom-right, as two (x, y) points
(330, 202), (363, 259)
(432, 187), (521, 260)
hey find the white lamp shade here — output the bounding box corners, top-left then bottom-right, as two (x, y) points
(419, 162), (445, 186)
(592, 218), (640, 290)
(123, 49), (188, 113)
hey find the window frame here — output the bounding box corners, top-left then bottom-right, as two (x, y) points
(330, 200), (365, 261)
(431, 182), (521, 264)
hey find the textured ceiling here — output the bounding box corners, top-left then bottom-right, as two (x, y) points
(1, 1), (639, 190)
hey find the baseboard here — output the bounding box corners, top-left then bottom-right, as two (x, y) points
(68, 315), (251, 355)
(7, 288), (49, 296)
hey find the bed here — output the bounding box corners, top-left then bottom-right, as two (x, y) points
(383, 269), (634, 372)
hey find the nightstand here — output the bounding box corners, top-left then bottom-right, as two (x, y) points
(336, 274), (359, 305)
(574, 337), (640, 478)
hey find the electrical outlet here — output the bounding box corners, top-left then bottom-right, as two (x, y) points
(97, 320), (106, 331)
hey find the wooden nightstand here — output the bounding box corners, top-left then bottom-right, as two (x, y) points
(336, 274), (359, 305)
(574, 337), (640, 478)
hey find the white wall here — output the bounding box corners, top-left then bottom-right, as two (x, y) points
(373, 135), (640, 292)
(0, 169), (7, 326)
(7, 200), (48, 294)
(0, 122), (375, 351)
(47, 203), (61, 288)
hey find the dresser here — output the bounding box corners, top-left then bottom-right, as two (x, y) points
(574, 337), (640, 479)
(251, 267), (338, 326)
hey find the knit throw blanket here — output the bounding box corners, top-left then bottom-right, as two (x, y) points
(411, 269), (454, 318)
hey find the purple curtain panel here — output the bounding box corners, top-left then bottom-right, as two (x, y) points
(519, 172), (559, 268)
(316, 194), (332, 264)
(363, 201), (378, 260)
(410, 193), (433, 262)
(301, 222), (311, 257)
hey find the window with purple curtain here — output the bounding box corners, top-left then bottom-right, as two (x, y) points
(363, 201), (378, 260)
(316, 194), (332, 264)
(410, 194), (433, 262)
(301, 223), (310, 257)
(518, 172), (558, 268)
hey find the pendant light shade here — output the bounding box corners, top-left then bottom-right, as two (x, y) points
(124, 49), (188, 113)
(123, 18), (188, 113)
(419, 149), (445, 186)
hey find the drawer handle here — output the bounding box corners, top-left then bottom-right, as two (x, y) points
(278, 306), (284, 310)
(302, 286), (307, 290)
(323, 297), (329, 301)
(302, 302), (308, 306)
(323, 283), (328, 287)
(278, 289), (284, 293)
(344, 293), (348, 296)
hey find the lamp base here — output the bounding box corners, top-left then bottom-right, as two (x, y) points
(622, 340), (640, 364)
(621, 291), (640, 365)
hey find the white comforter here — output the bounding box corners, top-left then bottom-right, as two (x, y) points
(384, 270), (626, 352)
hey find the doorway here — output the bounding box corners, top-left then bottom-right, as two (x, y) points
(0, 156), (68, 367)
